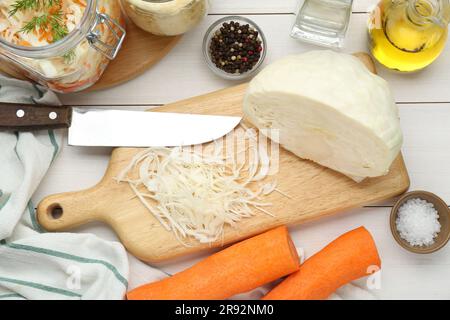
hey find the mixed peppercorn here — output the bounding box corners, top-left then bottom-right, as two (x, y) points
(209, 21), (263, 75)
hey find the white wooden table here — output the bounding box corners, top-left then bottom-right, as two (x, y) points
(32, 0), (450, 299)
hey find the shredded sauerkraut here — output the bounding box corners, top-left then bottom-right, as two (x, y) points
(0, 0), (86, 47)
(116, 127), (285, 245)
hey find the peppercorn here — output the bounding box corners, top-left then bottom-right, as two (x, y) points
(209, 21), (263, 75)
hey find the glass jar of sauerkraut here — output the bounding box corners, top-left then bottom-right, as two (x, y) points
(121, 0), (207, 36)
(0, 0), (126, 93)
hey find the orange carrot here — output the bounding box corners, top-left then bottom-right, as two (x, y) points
(18, 40), (32, 47)
(127, 226), (300, 300)
(263, 226), (381, 300)
(74, 0), (88, 7)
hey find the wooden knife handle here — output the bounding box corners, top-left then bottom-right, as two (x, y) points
(0, 103), (72, 131)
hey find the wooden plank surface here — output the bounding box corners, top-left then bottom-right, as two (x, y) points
(208, 0), (378, 14)
(60, 13), (450, 106)
(22, 0), (450, 298)
(30, 101), (450, 297)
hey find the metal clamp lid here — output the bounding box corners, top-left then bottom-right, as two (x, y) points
(87, 11), (126, 60)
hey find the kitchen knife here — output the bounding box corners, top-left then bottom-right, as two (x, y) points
(0, 103), (242, 147)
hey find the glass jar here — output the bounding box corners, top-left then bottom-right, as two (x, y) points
(121, 0), (208, 36)
(0, 0), (126, 93)
(202, 16), (267, 80)
(291, 0), (354, 48)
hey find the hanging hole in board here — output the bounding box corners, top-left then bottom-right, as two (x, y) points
(48, 204), (63, 220)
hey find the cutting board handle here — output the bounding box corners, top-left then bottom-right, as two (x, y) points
(37, 188), (103, 231)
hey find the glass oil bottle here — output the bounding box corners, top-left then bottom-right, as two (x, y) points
(368, 0), (450, 72)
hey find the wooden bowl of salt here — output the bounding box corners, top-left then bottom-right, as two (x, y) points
(390, 191), (450, 254)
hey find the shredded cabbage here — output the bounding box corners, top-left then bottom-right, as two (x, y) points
(0, 0), (86, 47)
(116, 127), (283, 245)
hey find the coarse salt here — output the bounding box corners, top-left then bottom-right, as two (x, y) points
(396, 198), (441, 247)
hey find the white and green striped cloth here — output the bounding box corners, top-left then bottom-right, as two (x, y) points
(0, 75), (129, 300)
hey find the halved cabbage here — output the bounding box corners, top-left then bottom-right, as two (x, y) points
(243, 50), (403, 182)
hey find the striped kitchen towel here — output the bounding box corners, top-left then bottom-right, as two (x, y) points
(0, 75), (129, 300)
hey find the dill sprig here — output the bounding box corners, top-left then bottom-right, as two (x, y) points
(9, 0), (41, 17)
(20, 14), (51, 33)
(19, 11), (69, 40)
(10, 0), (69, 45)
(10, 0), (75, 63)
(9, 0), (59, 17)
(49, 11), (69, 42)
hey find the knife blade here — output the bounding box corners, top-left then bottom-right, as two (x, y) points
(0, 103), (242, 147)
(68, 108), (241, 147)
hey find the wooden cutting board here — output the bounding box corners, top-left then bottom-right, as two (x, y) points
(36, 54), (410, 262)
(0, 19), (181, 92)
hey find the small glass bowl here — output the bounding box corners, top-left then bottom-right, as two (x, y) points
(202, 16), (267, 80)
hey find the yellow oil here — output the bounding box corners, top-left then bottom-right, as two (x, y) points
(369, 0), (448, 72)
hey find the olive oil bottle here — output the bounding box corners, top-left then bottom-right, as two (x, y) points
(368, 0), (450, 72)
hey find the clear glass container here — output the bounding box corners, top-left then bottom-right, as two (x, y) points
(121, 0), (208, 36)
(291, 0), (353, 48)
(369, 0), (449, 72)
(0, 0), (126, 93)
(202, 16), (267, 80)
